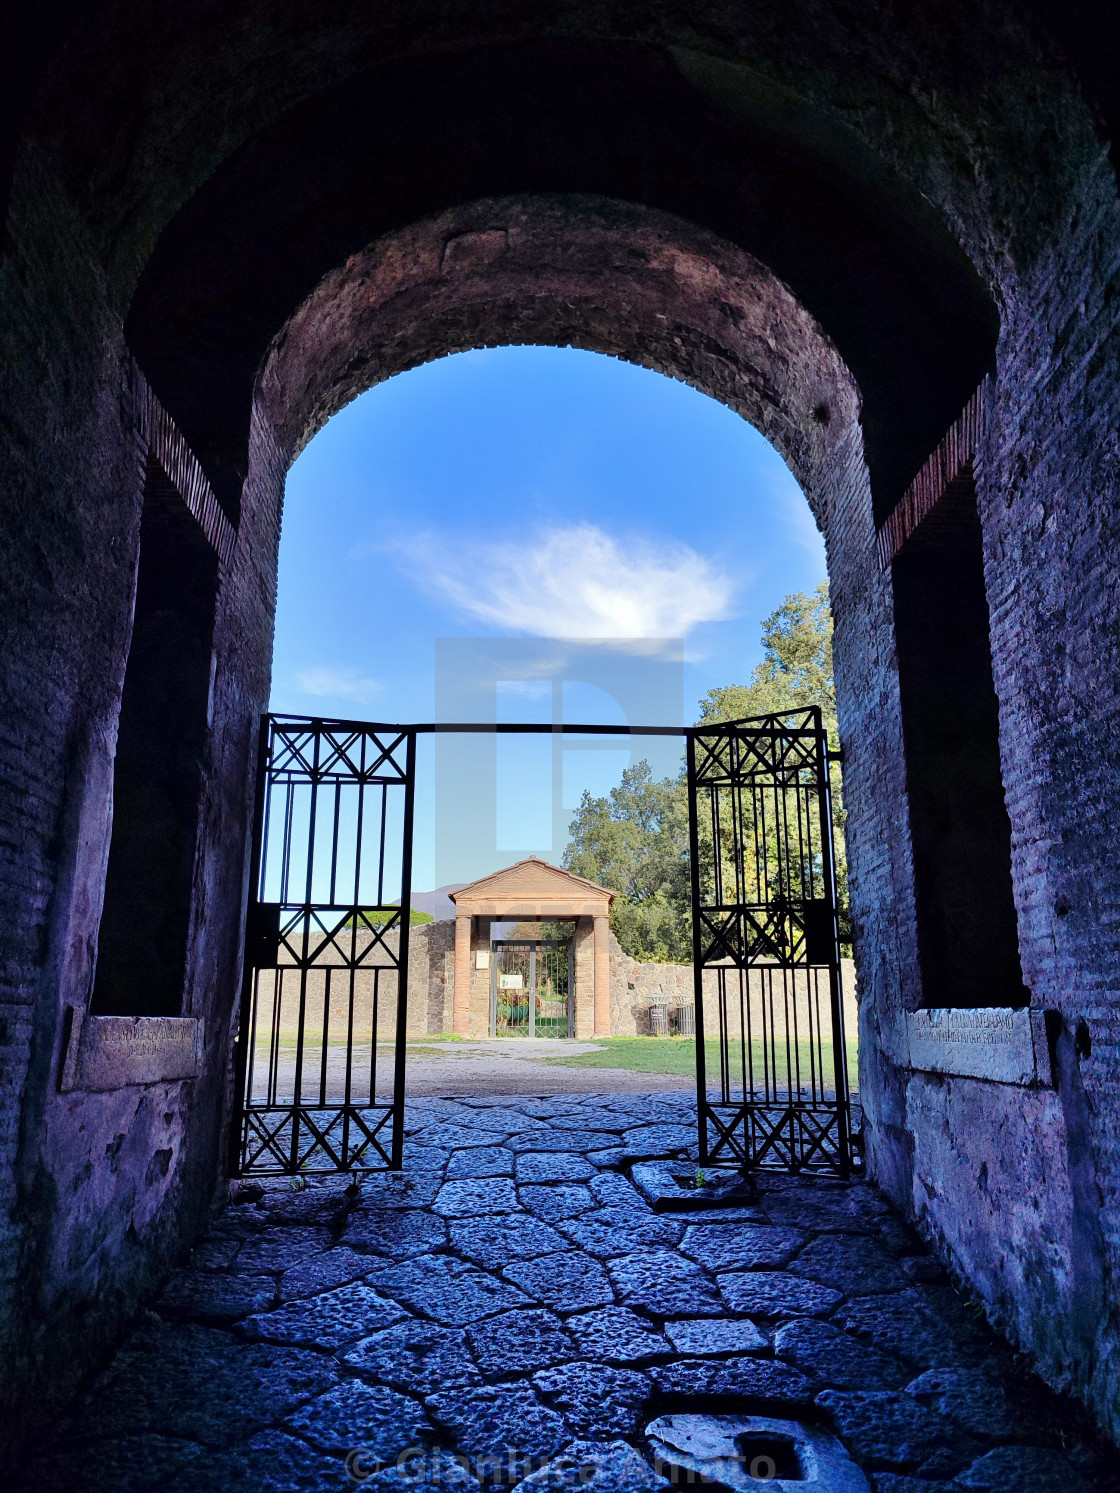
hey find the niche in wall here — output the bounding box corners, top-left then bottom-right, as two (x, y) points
(91, 465), (219, 1016)
(892, 474), (1029, 1010)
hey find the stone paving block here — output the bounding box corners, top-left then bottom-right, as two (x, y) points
(449, 1106), (548, 1134)
(156, 1269), (277, 1324)
(343, 1207), (448, 1259)
(904, 1367), (1026, 1438)
(663, 1318), (768, 1357)
(532, 1361), (652, 1437)
(954, 1445), (1093, 1492)
(357, 1173), (444, 1208)
(515, 1153), (595, 1184)
(50, 1322), (339, 1448)
(286, 1377), (430, 1457)
(504, 1251), (616, 1313)
(372, 1255), (531, 1325)
(650, 1355), (814, 1402)
(233, 1225), (336, 1273)
(816, 1390), (982, 1477)
(425, 1384), (570, 1468)
(586, 1148), (625, 1168)
(280, 1247), (380, 1300)
(773, 1319), (908, 1390)
(237, 1281), (407, 1349)
(190, 1236), (243, 1271)
(342, 1321), (481, 1394)
(11, 1433), (207, 1493)
(257, 1188), (354, 1229)
(468, 1308), (577, 1375)
(587, 1171), (642, 1207)
(412, 1124), (511, 1149)
(450, 1214), (572, 1269)
(558, 1207), (684, 1259)
(870, 1477), (953, 1493)
(399, 1147), (452, 1174)
(566, 1306), (670, 1364)
(717, 1270), (843, 1319)
(518, 1184), (595, 1221)
(170, 1429), (352, 1492)
(621, 1124), (697, 1158)
(756, 1181), (881, 1234)
(608, 1250), (724, 1317)
(839, 1292), (985, 1370)
(508, 1130), (621, 1154)
(680, 1223), (807, 1272)
(433, 1179), (522, 1217)
(546, 1114), (624, 1133)
(365, 1449), (481, 1488)
(787, 1234), (910, 1296)
(447, 1146), (517, 1179)
(509, 1438), (669, 1491)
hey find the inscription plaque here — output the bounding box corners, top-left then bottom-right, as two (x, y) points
(906, 1006), (1044, 1085)
(60, 1012), (203, 1092)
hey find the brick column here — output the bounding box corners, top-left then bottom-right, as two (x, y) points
(593, 914), (611, 1036)
(453, 914), (472, 1035)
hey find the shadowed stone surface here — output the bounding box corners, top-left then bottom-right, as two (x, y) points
(567, 1308), (670, 1365)
(237, 1283), (407, 1350)
(425, 1384), (569, 1465)
(372, 1256), (530, 1325)
(773, 1319), (908, 1390)
(15, 1095), (1113, 1491)
(447, 1147), (516, 1180)
(718, 1270), (843, 1319)
(468, 1310), (576, 1375)
(608, 1250), (723, 1317)
(509, 1438), (669, 1491)
(680, 1223), (807, 1272)
(156, 1271), (276, 1325)
(341, 1321), (481, 1395)
(504, 1252), (615, 1314)
(450, 1216), (571, 1270)
(532, 1362), (652, 1437)
(663, 1318), (767, 1357)
(286, 1379), (430, 1457)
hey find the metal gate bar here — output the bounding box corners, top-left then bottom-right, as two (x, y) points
(232, 716), (415, 1176)
(688, 706), (852, 1175)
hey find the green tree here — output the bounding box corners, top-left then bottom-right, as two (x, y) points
(564, 761), (692, 962)
(564, 585), (850, 959)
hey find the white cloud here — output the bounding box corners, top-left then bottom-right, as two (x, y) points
(296, 666), (382, 705)
(382, 522), (737, 640)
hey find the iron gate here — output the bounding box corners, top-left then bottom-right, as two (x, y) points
(490, 940), (574, 1037)
(232, 716), (415, 1175)
(687, 707), (853, 1174)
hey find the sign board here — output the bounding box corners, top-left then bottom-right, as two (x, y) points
(499, 973), (524, 991)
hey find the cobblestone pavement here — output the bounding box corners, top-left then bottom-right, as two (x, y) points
(14, 1093), (1112, 1492)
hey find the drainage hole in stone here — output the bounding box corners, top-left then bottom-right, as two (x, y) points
(736, 1432), (803, 1480)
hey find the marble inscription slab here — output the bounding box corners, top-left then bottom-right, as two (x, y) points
(60, 1012), (203, 1091)
(906, 1006), (1043, 1085)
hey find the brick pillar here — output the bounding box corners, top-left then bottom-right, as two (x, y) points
(453, 914), (472, 1035)
(593, 914), (611, 1036)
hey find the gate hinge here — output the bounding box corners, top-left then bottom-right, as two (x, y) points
(827, 750), (844, 763)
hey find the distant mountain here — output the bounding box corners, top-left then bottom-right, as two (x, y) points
(408, 884), (466, 921)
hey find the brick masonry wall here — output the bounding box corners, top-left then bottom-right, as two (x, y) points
(1, 0), (1118, 1456)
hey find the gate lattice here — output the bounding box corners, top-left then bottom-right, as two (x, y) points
(232, 717), (415, 1176)
(687, 707), (853, 1175)
(490, 940), (574, 1037)
(232, 710), (853, 1178)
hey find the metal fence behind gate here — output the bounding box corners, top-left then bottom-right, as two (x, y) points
(490, 939), (574, 1037)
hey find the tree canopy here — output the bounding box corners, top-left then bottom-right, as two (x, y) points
(563, 584), (849, 960)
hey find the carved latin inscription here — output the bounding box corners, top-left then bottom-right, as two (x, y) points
(60, 1012), (203, 1092)
(907, 1006), (1042, 1085)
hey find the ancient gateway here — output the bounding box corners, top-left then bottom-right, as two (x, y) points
(3, 0), (1120, 1468)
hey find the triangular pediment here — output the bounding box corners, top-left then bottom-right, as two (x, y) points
(450, 857), (613, 904)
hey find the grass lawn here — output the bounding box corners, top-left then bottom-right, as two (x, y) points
(544, 1035), (858, 1089)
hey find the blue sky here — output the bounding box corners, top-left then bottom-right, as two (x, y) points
(271, 346), (826, 889)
